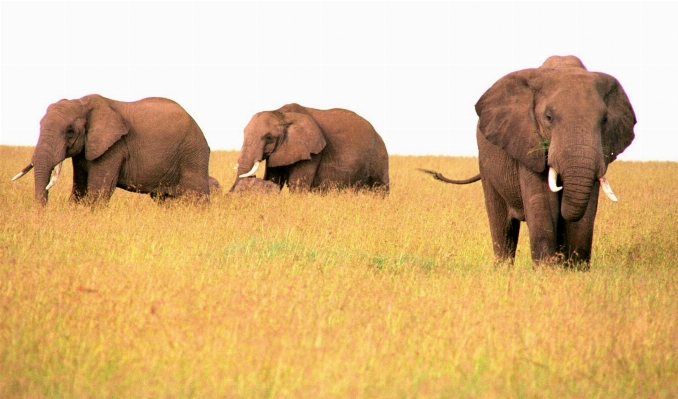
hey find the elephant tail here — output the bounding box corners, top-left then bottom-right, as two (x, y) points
(418, 169), (481, 185)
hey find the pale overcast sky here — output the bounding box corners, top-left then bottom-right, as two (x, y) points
(1, 2), (676, 161)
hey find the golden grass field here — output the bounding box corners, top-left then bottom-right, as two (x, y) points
(1, 145), (677, 398)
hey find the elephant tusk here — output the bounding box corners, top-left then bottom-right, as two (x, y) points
(239, 161), (260, 178)
(599, 176), (618, 202)
(548, 167), (563, 192)
(45, 162), (63, 190)
(11, 163), (34, 181)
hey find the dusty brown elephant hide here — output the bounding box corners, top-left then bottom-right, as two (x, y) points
(422, 56), (636, 268)
(230, 103), (389, 193)
(12, 94), (217, 205)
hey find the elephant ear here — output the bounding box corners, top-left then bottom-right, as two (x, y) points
(475, 69), (546, 173)
(267, 112), (326, 167)
(595, 72), (636, 164)
(85, 103), (129, 161)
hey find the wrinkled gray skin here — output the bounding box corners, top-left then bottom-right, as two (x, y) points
(231, 177), (281, 194)
(13, 95), (216, 205)
(424, 56), (636, 267)
(230, 103), (389, 193)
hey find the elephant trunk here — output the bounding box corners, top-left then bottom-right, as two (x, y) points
(559, 166), (597, 221)
(34, 164), (53, 206)
(230, 144), (264, 192)
(552, 145), (605, 221)
(32, 138), (66, 206)
(239, 162), (260, 178)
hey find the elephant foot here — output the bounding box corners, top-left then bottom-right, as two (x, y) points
(531, 253), (590, 271)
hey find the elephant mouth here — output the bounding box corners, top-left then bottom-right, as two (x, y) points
(548, 167), (617, 202)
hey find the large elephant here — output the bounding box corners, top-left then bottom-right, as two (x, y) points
(423, 56), (636, 267)
(12, 94), (216, 205)
(230, 103), (389, 193)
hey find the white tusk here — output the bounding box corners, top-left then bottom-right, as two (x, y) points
(548, 167), (563, 192)
(45, 162), (63, 190)
(11, 163), (34, 181)
(599, 176), (618, 202)
(238, 161), (260, 178)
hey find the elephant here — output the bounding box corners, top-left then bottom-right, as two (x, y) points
(230, 103), (389, 193)
(422, 56), (635, 267)
(231, 177), (281, 194)
(12, 94), (216, 205)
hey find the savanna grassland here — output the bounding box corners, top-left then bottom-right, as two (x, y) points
(1, 145), (677, 398)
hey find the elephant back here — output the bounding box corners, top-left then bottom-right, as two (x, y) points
(308, 107), (388, 188)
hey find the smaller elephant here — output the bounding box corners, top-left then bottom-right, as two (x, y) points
(231, 177), (281, 194)
(230, 103), (389, 193)
(12, 94), (216, 205)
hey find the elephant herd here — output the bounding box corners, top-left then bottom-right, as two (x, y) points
(12, 56), (636, 267)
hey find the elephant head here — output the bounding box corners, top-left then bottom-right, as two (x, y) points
(12, 95), (129, 205)
(475, 55), (636, 221)
(231, 109), (326, 189)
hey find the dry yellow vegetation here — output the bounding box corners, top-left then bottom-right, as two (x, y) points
(1, 145), (677, 398)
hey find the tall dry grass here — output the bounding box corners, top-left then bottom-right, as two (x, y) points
(1, 145), (677, 398)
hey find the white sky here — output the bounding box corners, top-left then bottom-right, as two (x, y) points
(1, 1), (676, 161)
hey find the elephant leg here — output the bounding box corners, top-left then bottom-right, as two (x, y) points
(150, 192), (169, 203)
(264, 167), (288, 189)
(368, 143), (390, 191)
(87, 170), (118, 202)
(287, 154), (321, 192)
(367, 164), (389, 192)
(559, 181), (600, 267)
(86, 152), (123, 203)
(177, 169), (210, 201)
(481, 178), (520, 263)
(70, 156), (88, 203)
(519, 168), (560, 263)
(177, 147), (210, 200)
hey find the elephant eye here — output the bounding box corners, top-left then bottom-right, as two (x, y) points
(66, 128), (76, 144)
(264, 133), (275, 144)
(545, 113), (553, 123)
